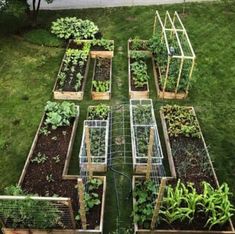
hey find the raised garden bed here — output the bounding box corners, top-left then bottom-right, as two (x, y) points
(91, 57), (112, 100)
(130, 99), (164, 174)
(128, 39), (152, 57)
(79, 118), (109, 172)
(132, 176), (235, 234)
(53, 42), (90, 100)
(128, 53), (150, 99)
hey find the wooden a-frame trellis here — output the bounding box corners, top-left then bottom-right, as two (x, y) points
(153, 11), (196, 99)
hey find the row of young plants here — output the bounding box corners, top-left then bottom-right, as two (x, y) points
(132, 104), (234, 233)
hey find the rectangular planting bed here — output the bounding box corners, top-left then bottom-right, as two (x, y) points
(128, 56), (149, 99)
(130, 99), (164, 174)
(53, 42), (90, 100)
(79, 119), (109, 172)
(149, 105), (235, 234)
(128, 39), (152, 58)
(91, 57), (112, 100)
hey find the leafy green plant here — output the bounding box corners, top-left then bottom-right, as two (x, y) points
(92, 80), (109, 92)
(58, 71), (66, 87)
(161, 105), (201, 138)
(75, 178), (103, 221)
(132, 179), (157, 228)
(92, 39), (114, 51)
(51, 17), (99, 39)
(88, 104), (110, 120)
(31, 152), (48, 164)
(131, 37), (148, 50)
(75, 72), (83, 91)
(53, 155), (60, 163)
(133, 104), (153, 125)
(160, 180), (235, 229)
(130, 51), (147, 60)
(201, 182), (235, 229)
(44, 101), (78, 129)
(130, 60), (149, 88)
(39, 126), (51, 136)
(0, 185), (62, 229)
(46, 174), (54, 183)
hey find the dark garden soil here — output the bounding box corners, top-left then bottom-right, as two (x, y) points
(129, 41), (148, 51)
(92, 57), (111, 90)
(21, 117), (102, 230)
(56, 59), (88, 92)
(130, 58), (148, 91)
(91, 45), (109, 51)
(68, 41), (84, 50)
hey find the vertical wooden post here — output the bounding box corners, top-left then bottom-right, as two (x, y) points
(174, 57), (184, 97)
(85, 126), (93, 179)
(162, 56), (171, 98)
(153, 13), (157, 35)
(77, 178), (87, 230)
(67, 199), (76, 229)
(146, 127), (155, 180)
(186, 58), (195, 95)
(150, 177), (167, 230)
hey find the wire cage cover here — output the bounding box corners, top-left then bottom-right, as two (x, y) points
(130, 99), (164, 174)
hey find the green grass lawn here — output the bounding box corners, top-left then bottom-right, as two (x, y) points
(0, 1), (235, 233)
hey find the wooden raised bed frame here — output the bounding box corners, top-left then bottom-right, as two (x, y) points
(2, 176), (107, 234)
(91, 57), (112, 100)
(132, 176), (235, 234)
(53, 41), (91, 101)
(152, 57), (187, 100)
(18, 106), (80, 185)
(128, 56), (149, 99)
(128, 39), (152, 58)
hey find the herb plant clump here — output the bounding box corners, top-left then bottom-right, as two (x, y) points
(44, 101), (78, 129)
(161, 105), (201, 138)
(88, 104), (110, 120)
(92, 80), (109, 92)
(133, 104), (153, 125)
(51, 17), (99, 40)
(0, 185), (62, 229)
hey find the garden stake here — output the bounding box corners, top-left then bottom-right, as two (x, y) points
(146, 127), (154, 180)
(77, 178), (87, 230)
(85, 126), (93, 179)
(150, 177), (167, 230)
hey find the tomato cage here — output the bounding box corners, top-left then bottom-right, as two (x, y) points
(79, 120), (109, 173)
(152, 11), (196, 99)
(130, 99), (164, 174)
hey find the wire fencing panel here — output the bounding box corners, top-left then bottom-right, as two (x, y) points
(0, 196), (75, 229)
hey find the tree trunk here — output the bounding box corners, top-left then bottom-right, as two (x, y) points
(32, 0), (41, 26)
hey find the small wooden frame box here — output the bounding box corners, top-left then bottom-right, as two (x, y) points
(152, 58), (187, 99)
(128, 56), (149, 99)
(2, 176), (107, 234)
(90, 40), (114, 59)
(127, 39), (152, 58)
(91, 57), (112, 100)
(79, 120), (109, 172)
(132, 175), (235, 234)
(18, 105), (80, 185)
(53, 41), (90, 101)
(130, 99), (164, 174)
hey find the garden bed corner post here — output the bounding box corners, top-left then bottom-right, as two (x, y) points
(85, 126), (93, 179)
(150, 177), (167, 231)
(77, 178), (87, 230)
(146, 127), (154, 180)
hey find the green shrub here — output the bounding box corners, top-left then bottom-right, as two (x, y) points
(51, 17), (99, 40)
